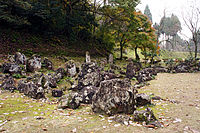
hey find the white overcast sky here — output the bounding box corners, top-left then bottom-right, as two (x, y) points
(136, 0), (200, 39)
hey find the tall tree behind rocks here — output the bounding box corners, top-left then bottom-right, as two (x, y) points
(154, 12), (182, 51)
(144, 5), (152, 23)
(182, 2), (200, 59)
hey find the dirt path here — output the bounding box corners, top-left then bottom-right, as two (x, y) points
(0, 73), (200, 133)
(139, 73), (200, 133)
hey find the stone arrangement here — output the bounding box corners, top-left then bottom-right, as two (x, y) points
(1, 52), (199, 128)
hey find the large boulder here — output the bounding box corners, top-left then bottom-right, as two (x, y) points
(153, 66), (168, 73)
(126, 62), (136, 79)
(92, 78), (137, 115)
(29, 72), (63, 90)
(43, 73), (58, 88)
(42, 57), (53, 70)
(65, 60), (77, 77)
(7, 55), (15, 63)
(58, 86), (98, 109)
(18, 80), (45, 99)
(100, 58), (107, 68)
(14, 52), (27, 65)
(2, 63), (25, 74)
(55, 68), (65, 79)
(27, 55), (42, 72)
(0, 74), (5, 82)
(136, 93), (151, 106)
(174, 64), (189, 73)
(198, 61), (200, 69)
(52, 89), (63, 97)
(134, 108), (161, 127)
(137, 68), (157, 83)
(101, 71), (118, 81)
(58, 92), (82, 109)
(108, 54), (114, 65)
(79, 86), (99, 104)
(28, 73), (44, 87)
(17, 70), (65, 99)
(76, 62), (102, 90)
(0, 76), (16, 92)
(112, 114), (132, 125)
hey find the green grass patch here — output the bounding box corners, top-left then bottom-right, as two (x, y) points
(0, 92), (56, 121)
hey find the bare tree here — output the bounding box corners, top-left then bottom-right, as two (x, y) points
(182, 2), (200, 59)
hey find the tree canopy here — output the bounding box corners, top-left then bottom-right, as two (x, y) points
(159, 14), (182, 36)
(0, 0), (159, 60)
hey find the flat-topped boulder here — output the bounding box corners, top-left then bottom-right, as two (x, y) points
(92, 78), (137, 115)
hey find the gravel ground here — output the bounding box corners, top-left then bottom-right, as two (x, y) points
(0, 73), (200, 133)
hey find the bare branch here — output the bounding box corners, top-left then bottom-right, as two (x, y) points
(182, 2), (200, 59)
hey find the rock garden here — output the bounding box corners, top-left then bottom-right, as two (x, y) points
(0, 52), (200, 132)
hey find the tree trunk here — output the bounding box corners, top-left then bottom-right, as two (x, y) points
(144, 47), (147, 65)
(104, 0), (106, 6)
(193, 34), (198, 59)
(195, 42), (197, 59)
(135, 46), (140, 61)
(120, 44), (123, 60)
(119, 34), (125, 60)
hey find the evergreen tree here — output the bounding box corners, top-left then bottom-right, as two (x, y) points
(144, 5), (152, 23)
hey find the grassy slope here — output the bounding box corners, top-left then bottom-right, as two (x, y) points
(0, 28), (105, 57)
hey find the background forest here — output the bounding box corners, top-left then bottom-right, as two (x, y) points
(0, 0), (199, 60)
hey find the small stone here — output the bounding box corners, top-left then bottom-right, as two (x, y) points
(99, 115), (104, 118)
(173, 118), (182, 123)
(3, 113), (9, 115)
(124, 121), (129, 126)
(144, 124), (155, 128)
(43, 128), (48, 131)
(85, 51), (91, 63)
(108, 120), (113, 123)
(114, 124), (121, 127)
(108, 54), (114, 65)
(72, 128), (77, 133)
(12, 121), (18, 124)
(22, 117), (28, 120)
(34, 116), (45, 120)
(101, 118), (105, 121)
(18, 111), (26, 113)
